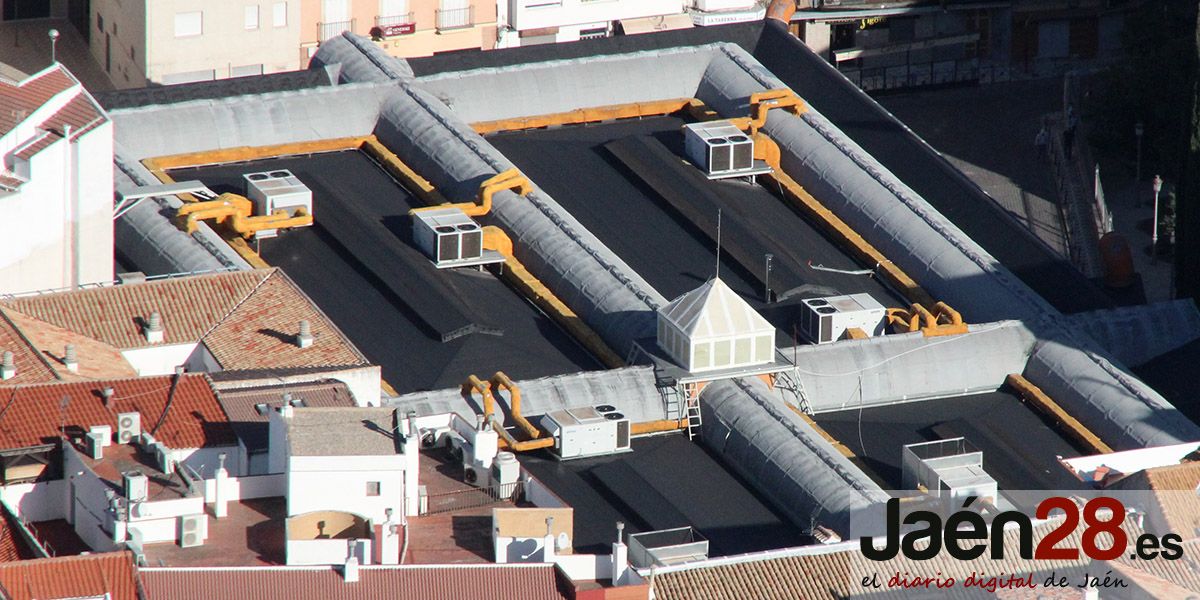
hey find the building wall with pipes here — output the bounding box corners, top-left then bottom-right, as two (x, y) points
(0, 120), (113, 296)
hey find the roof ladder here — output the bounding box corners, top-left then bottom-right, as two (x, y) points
(660, 383), (684, 422)
(684, 396), (702, 440)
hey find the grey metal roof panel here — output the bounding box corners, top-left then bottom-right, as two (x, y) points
(94, 68), (338, 111)
(388, 366), (668, 425)
(1068, 299), (1200, 368)
(310, 32), (415, 84)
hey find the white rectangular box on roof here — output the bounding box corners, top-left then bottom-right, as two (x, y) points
(798, 293), (887, 344)
(541, 405), (631, 460)
(242, 169), (314, 239)
(411, 207), (505, 269)
(682, 121), (756, 177)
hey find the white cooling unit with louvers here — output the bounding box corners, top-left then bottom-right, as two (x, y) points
(412, 207), (505, 269)
(241, 169), (314, 238)
(540, 405), (631, 460)
(798, 294), (887, 344)
(682, 121), (771, 180)
(116, 412), (141, 444)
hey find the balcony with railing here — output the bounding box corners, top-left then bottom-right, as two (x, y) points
(436, 6), (474, 31)
(376, 12), (415, 27)
(318, 19), (355, 41)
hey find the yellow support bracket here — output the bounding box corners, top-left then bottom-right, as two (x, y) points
(1006, 374), (1113, 455)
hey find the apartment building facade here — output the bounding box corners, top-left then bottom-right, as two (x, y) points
(305, 0), (497, 60)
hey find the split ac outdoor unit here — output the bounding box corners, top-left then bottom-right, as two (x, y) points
(541, 405), (631, 460)
(412, 207), (503, 269)
(683, 121), (754, 176)
(123, 471), (148, 502)
(179, 514), (206, 548)
(84, 432), (104, 460)
(798, 294), (887, 344)
(242, 169), (314, 219)
(117, 412), (141, 444)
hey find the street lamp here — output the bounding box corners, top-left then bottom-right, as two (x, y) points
(48, 28), (59, 64)
(1135, 121), (1144, 184)
(1152, 174), (1163, 262)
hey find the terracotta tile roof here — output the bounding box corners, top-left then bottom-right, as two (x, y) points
(1109, 538), (1200, 595)
(3, 307), (137, 381)
(0, 374), (234, 450)
(0, 173), (24, 191)
(0, 309), (58, 386)
(0, 504), (38, 563)
(217, 380), (356, 423)
(651, 513), (1147, 600)
(13, 131), (59, 161)
(0, 66), (73, 137)
(1, 269), (368, 371)
(40, 93), (104, 139)
(0, 551), (138, 600)
(3, 270), (269, 349)
(202, 270), (368, 370)
(217, 381), (357, 452)
(1113, 461), (1200, 538)
(138, 564), (570, 600)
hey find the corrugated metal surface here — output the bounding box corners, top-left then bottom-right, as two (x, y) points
(1068, 299), (1200, 368)
(139, 564), (568, 600)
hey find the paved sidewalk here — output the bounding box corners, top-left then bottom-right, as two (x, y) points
(1102, 170), (1174, 303)
(0, 18), (113, 91)
(877, 78), (1069, 259)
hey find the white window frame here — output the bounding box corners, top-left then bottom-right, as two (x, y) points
(245, 5), (260, 30)
(272, 2), (288, 27)
(174, 11), (203, 38)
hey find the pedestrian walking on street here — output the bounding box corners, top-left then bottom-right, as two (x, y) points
(1036, 124), (1048, 160)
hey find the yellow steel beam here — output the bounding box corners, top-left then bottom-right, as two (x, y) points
(471, 98), (697, 135)
(1006, 373), (1113, 455)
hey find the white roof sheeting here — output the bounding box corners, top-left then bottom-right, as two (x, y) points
(659, 278), (774, 340)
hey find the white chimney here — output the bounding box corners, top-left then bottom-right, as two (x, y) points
(612, 521), (629, 585)
(144, 311), (164, 344)
(63, 344), (79, 373)
(0, 351), (14, 380)
(543, 516), (556, 561)
(343, 539), (360, 582)
(296, 320), (313, 348)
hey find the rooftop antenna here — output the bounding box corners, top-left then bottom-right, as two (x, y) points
(714, 208), (722, 279)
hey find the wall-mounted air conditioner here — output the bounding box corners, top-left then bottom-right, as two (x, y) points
(541, 405), (631, 460)
(242, 169), (314, 238)
(117, 412), (141, 444)
(412, 207), (504, 269)
(683, 121), (756, 177)
(798, 293), (887, 344)
(123, 471), (148, 502)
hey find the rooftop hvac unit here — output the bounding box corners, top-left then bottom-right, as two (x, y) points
(798, 294), (887, 344)
(242, 169), (314, 238)
(411, 207), (505, 269)
(123, 471), (148, 503)
(116, 412), (141, 444)
(540, 405), (632, 460)
(178, 514), (206, 548)
(902, 438), (999, 502)
(84, 432), (104, 460)
(682, 121), (762, 179)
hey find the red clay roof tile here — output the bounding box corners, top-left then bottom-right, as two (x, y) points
(0, 551), (138, 600)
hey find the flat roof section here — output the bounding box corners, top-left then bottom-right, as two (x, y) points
(812, 391), (1088, 495)
(170, 151), (601, 394)
(488, 118), (903, 324)
(517, 434), (809, 556)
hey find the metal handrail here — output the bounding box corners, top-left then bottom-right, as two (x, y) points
(318, 18), (355, 41)
(376, 12), (414, 27)
(436, 6), (474, 31)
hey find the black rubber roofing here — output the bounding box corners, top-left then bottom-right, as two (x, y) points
(95, 67), (337, 110)
(517, 433), (809, 555)
(169, 151), (600, 394)
(812, 391), (1088, 496)
(488, 117), (903, 331)
(414, 21), (1115, 315)
(1134, 338), (1200, 427)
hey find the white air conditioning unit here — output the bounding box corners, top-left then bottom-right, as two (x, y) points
(178, 514), (206, 548)
(541, 406), (631, 460)
(463, 463), (485, 487)
(116, 412), (141, 444)
(89, 424), (113, 447)
(491, 451), (520, 496)
(411, 207), (504, 269)
(123, 471), (148, 503)
(84, 432), (104, 460)
(683, 121), (755, 176)
(419, 426), (454, 449)
(798, 294), (887, 344)
(242, 169), (314, 239)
